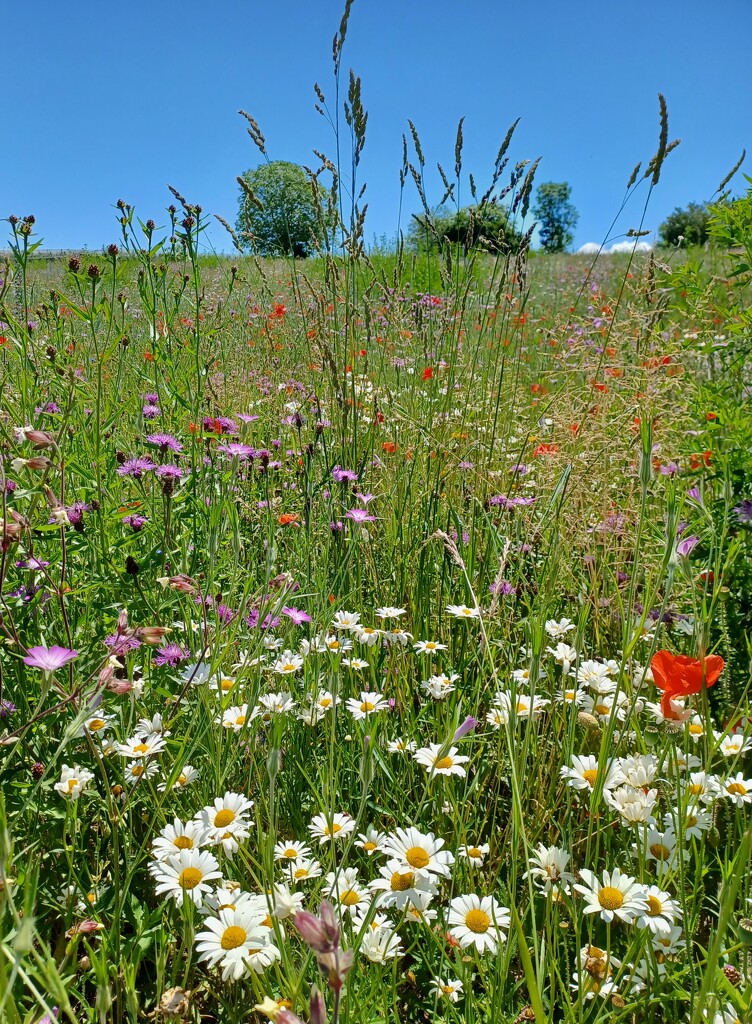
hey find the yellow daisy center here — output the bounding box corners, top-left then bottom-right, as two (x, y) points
(293, 868), (309, 880)
(319, 697), (332, 707)
(434, 756), (453, 770)
(405, 846), (430, 868)
(173, 835), (193, 850)
(594, 703), (610, 716)
(221, 678), (234, 691)
(650, 843), (671, 860)
(340, 889), (361, 906)
(261, 914), (273, 928)
(284, 848), (299, 858)
(325, 822), (343, 836)
(362, 841), (377, 851)
(131, 765), (145, 777)
(468, 847), (482, 858)
(464, 908), (491, 933)
(390, 871), (415, 891)
(597, 886), (624, 911)
(688, 783), (704, 794)
(234, 715), (246, 726)
(220, 925), (247, 950)
(214, 809), (236, 827)
(686, 815), (698, 828)
(727, 782), (747, 796)
(646, 895), (663, 916)
(583, 769), (598, 786)
(360, 701), (375, 712)
(67, 778), (78, 791)
(89, 719), (106, 731)
(178, 774), (187, 785)
(516, 702), (528, 713)
(133, 743), (150, 753)
(178, 867), (203, 889)
(688, 723), (703, 734)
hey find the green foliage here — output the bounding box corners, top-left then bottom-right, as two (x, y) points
(659, 201), (711, 248)
(409, 202), (522, 255)
(236, 160), (328, 257)
(531, 181), (578, 253)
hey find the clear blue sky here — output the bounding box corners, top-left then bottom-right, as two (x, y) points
(2, 0), (750, 252)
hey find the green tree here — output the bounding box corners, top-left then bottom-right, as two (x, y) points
(236, 161), (327, 257)
(532, 182), (578, 253)
(658, 202), (711, 248)
(409, 202), (521, 254)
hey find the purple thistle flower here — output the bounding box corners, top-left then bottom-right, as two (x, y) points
(142, 404), (161, 420)
(203, 415), (237, 435)
(23, 645), (79, 671)
(145, 433), (184, 454)
(216, 604), (236, 624)
(152, 643), (190, 667)
(330, 520), (344, 532)
(345, 508), (375, 523)
(489, 580), (515, 596)
(117, 457), (156, 478)
(282, 606), (312, 625)
(143, 393), (159, 403)
(332, 466), (358, 483)
(0, 699), (17, 717)
(734, 499), (752, 524)
(104, 633), (142, 655)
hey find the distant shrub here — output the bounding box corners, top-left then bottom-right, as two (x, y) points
(658, 202), (711, 248)
(409, 202), (522, 255)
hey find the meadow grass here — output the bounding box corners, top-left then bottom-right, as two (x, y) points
(0, 52), (751, 1024)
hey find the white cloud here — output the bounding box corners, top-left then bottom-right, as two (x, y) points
(577, 240), (653, 255)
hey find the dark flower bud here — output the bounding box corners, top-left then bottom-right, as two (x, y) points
(181, 216), (194, 230)
(125, 556), (140, 576)
(107, 244), (119, 257)
(24, 215), (35, 225)
(115, 451), (127, 465)
(31, 761), (44, 779)
(146, 219), (155, 231)
(168, 204), (177, 215)
(120, 335), (129, 348)
(87, 264), (100, 279)
(116, 199), (126, 210)
(68, 256), (81, 273)
(8, 215), (18, 226)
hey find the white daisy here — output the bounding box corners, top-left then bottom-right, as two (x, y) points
(429, 978), (463, 1003)
(54, 764), (95, 799)
(447, 893), (510, 954)
(195, 906), (278, 980)
(458, 842), (490, 866)
(382, 827), (454, 878)
(574, 867), (648, 924)
(524, 843), (574, 894)
(152, 818), (208, 860)
(413, 639), (448, 655)
(446, 604), (480, 620)
(345, 691), (388, 720)
(413, 743), (469, 778)
(308, 812), (356, 844)
(369, 862), (438, 909)
(635, 884), (680, 936)
(153, 848), (222, 907)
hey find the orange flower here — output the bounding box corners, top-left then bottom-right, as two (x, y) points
(532, 443), (558, 457)
(650, 650), (724, 719)
(277, 513), (300, 526)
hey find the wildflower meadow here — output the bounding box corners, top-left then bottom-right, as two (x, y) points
(1, 14), (752, 1024)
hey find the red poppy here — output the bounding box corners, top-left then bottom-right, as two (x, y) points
(532, 443), (559, 457)
(277, 513), (300, 526)
(650, 650), (724, 719)
(422, 366), (433, 380)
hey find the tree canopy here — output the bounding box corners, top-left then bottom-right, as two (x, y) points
(658, 202), (711, 248)
(531, 182), (578, 253)
(236, 161), (326, 257)
(409, 202), (522, 255)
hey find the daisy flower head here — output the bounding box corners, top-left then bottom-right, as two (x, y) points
(54, 764), (95, 799)
(323, 634), (353, 654)
(560, 754), (624, 794)
(446, 603), (480, 620)
(414, 639), (448, 655)
(353, 625), (382, 647)
(387, 737), (417, 754)
(375, 606), (407, 620)
(605, 785), (658, 825)
(641, 825), (678, 873)
(331, 610), (361, 631)
(125, 761), (160, 785)
(346, 691), (388, 720)
(218, 703), (249, 731)
(117, 732), (167, 759)
(288, 858), (322, 883)
(720, 772), (752, 806)
(153, 848), (222, 907)
(572, 944), (620, 1001)
(383, 626), (413, 647)
(195, 905), (279, 980)
(414, 743), (469, 778)
(681, 771), (720, 805)
(273, 840), (312, 862)
(382, 826), (455, 878)
(524, 843), (574, 894)
(458, 842), (490, 866)
(447, 893), (510, 954)
(359, 924), (403, 962)
(78, 713), (116, 738)
(368, 862), (438, 909)
(421, 673), (458, 700)
(271, 652), (304, 675)
(152, 818), (208, 861)
(197, 792), (255, 841)
(545, 617), (575, 639)
(324, 867), (370, 916)
(617, 753), (658, 788)
(355, 827), (387, 856)
(158, 764), (199, 793)
(574, 867), (648, 924)
(341, 657), (369, 670)
(308, 812), (356, 844)
(635, 884), (681, 936)
(429, 978), (464, 1003)
(717, 729), (752, 758)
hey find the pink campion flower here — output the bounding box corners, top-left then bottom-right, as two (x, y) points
(23, 645), (79, 671)
(676, 535), (700, 558)
(282, 606), (312, 625)
(453, 716), (478, 741)
(345, 508), (375, 523)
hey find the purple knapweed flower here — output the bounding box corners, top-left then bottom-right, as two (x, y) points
(117, 457), (156, 478)
(142, 404), (161, 419)
(332, 466), (358, 483)
(155, 464), (185, 480)
(734, 499), (752, 524)
(145, 433), (184, 454)
(152, 643), (190, 667)
(123, 514), (148, 531)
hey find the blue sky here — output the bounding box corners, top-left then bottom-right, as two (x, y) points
(3, 0), (750, 252)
